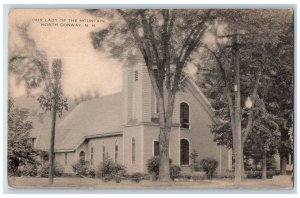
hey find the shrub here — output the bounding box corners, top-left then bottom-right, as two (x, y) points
(215, 169), (234, 179)
(96, 156), (126, 182)
(72, 160), (96, 178)
(146, 156), (160, 180)
(87, 168), (96, 178)
(189, 149), (199, 171)
(146, 156), (175, 180)
(72, 160), (90, 176)
(20, 163), (38, 177)
(37, 161), (64, 178)
(246, 170), (274, 179)
(170, 165), (181, 181)
(200, 158), (219, 179)
(131, 172), (144, 183)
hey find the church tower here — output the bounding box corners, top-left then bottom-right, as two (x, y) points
(122, 62), (152, 125)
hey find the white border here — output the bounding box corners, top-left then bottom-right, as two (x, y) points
(1, 1), (298, 197)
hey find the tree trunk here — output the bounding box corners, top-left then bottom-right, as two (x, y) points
(158, 127), (171, 182)
(280, 154), (287, 175)
(49, 104), (57, 184)
(157, 93), (174, 182)
(262, 151), (267, 180)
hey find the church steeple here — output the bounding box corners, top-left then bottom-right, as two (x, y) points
(122, 63), (152, 125)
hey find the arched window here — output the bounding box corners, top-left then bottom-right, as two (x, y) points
(132, 138), (135, 164)
(180, 139), (189, 165)
(115, 141), (118, 163)
(180, 102), (189, 128)
(79, 151), (85, 162)
(90, 147), (94, 165)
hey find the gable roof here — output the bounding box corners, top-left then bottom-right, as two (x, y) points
(35, 92), (123, 151)
(184, 77), (219, 124)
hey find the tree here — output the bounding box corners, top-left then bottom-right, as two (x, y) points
(9, 24), (68, 184)
(88, 9), (215, 181)
(37, 59), (68, 184)
(243, 98), (279, 180)
(263, 22), (293, 175)
(196, 9), (292, 181)
(7, 99), (37, 176)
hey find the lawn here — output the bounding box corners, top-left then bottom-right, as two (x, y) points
(7, 175), (293, 189)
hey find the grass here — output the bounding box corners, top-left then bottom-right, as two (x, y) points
(7, 175), (293, 189)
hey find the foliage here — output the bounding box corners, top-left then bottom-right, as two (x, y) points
(9, 24), (49, 94)
(72, 159), (95, 177)
(37, 161), (64, 178)
(96, 155), (126, 182)
(170, 165), (181, 181)
(189, 149), (199, 171)
(7, 99), (38, 176)
(146, 156), (174, 180)
(73, 89), (101, 106)
(37, 59), (68, 117)
(18, 163), (38, 177)
(243, 98), (280, 166)
(196, 9), (293, 178)
(130, 172), (145, 183)
(146, 156), (160, 179)
(9, 24), (68, 184)
(200, 158), (219, 179)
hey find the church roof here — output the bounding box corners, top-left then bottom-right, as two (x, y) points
(35, 92), (123, 151)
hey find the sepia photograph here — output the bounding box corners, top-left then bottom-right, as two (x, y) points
(6, 7), (294, 190)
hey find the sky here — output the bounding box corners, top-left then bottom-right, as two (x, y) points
(9, 9), (123, 98)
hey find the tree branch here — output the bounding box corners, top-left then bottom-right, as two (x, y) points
(242, 65), (262, 144)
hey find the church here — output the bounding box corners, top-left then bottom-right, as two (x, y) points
(33, 63), (232, 174)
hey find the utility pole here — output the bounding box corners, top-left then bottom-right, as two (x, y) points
(232, 33), (243, 182)
(219, 31), (243, 182)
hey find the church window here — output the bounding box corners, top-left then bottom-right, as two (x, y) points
(132, 138), (135, 164)
(115, 142), (118, 163)
(65, 153), (68, 165)
(79, 151), (85, 162)
(180, 102), (190, 128)
(134, 70), (139, 81)
(91, 147), (94, 165)
(154, 141), (159, 156)
(102, 145), (105, 161)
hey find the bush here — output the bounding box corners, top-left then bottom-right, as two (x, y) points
(189, 149), (199, 171)
(72, 160), (96, 178)
(72, 160), (90, 177)
(20, 163), (38, 177)
(170, 165), (181, 181)
(96, 156), (126, 182)
(146, 156), (176, 181)
(215, 169), (234, 179)
(246, 170), (274, 179)
(200, 158), (219, 179)
(37, 161), (64, 178)
(131, 172), (144, 183)
(146, 156), (160, 180)
(87, 168), (96, 178)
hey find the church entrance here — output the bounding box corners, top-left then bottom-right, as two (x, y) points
(180, 139), (189, 165)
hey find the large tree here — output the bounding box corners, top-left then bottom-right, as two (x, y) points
(88, 9), (215, 181)
(196, 9), (293, 181)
